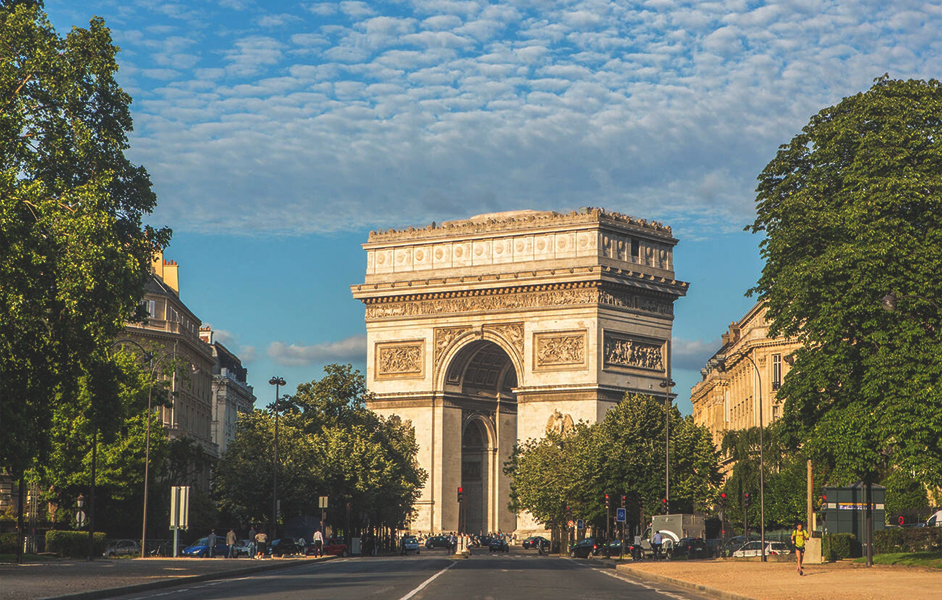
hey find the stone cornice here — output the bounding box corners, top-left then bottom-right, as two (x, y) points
(352, 266), (689, 299)
(366, 207), (675, 245)
(359, 281), (683, 322)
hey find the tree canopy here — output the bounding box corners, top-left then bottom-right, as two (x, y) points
(213, 365), (426, 533)
(0, 2), (169, 477)
(506, 393), (720, 537)
(749, 76), (942, 487)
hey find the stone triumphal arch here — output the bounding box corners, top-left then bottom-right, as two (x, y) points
(351, 209), (688, 535)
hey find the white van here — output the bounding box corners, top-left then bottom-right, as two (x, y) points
(925, 510), (942, 527)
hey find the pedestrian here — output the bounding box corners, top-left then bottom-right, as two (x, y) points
(652, 531), (663, 560)
(226, 528), (237, 558)
(298, 536), (306, 556)
(313, 528), (324, 557)
(208, 529), (217, 558)
(248, 525), (257, 558)
(255, 529), (268, 559)
(791, 522), (810, 575)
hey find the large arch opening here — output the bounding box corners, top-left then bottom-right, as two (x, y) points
(446, 339), (517, 535)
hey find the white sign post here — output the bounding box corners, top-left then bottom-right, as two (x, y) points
(170, 486), (190, 557)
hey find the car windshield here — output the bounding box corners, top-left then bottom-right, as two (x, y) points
(193, 538), (208, 546)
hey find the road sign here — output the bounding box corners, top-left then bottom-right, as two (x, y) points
(319, 496), (328, 509)
(170, 486), (189, 530)
(576, 519), (584, 530)
(568, 520), (574, 528)
(615, 508), (626, 523)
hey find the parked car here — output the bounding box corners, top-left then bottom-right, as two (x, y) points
(425, 535), (452, 549)
(324, 538), (349, 557)
(522, 536), (548, 550)
(103, 539), (141, 558)
(488, 537), (509, 553)
(266, 538), (300, 557)
(569, 537), (598, 558)
(182, 537), (229, 558)
(676, 538), (711, 559)
(926, 510), (942, 527)
(231, 539), (253, 557)
(732, 540), (792, 558)
(592, 539), (623, 556)
(400, 535), (421, 555)
(149, 540), (187, 557)
(704, 538), (724, 558)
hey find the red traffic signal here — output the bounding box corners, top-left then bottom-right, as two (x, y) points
(457, 486), (463, 502)
(621, 495), (627, 508)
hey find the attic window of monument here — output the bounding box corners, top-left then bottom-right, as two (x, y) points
(631, 239), (640, 259)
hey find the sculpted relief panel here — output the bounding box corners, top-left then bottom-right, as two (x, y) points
(376, 341), (425, 379)
(534, 330), (587, 371)
(603, 333), (664, 372)
(364, 286), (673, 321)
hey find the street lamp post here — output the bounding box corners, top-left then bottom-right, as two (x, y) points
(658, 378), (676, 510)
(112, 339), (167, 558)
(719, 351), (767, 562)
(269, 376), (286, 540)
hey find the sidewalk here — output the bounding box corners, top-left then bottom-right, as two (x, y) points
(615, 558), (942, 600)
(0, 555), (334, 600)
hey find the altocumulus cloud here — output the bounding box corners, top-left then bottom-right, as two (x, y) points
(82, 0), (940, 239)
(268, 335), (368, 367)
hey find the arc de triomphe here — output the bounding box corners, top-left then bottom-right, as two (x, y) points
(351, 208), (688, 536)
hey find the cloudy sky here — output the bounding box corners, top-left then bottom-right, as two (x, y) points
(46, 0), (941, 415)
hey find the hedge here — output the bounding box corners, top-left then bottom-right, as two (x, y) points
(45, 530), (107, 558)
(874, 528), (942, 554)
(0, 533), (17, 553)
(822, 533), (861, 561)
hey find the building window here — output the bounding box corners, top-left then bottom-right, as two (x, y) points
(631, 239), (640, 259)
(772, 354), (782, 390)
(139, 299), (156, 317)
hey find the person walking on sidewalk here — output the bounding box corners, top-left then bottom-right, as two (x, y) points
(226, 528), (237, 558)
(313, 529), (324, 557)
(208, 530), (217, 558)
(791, 522), (810, 575)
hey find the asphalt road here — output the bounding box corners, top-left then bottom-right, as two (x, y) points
(104, 548), (708, 600)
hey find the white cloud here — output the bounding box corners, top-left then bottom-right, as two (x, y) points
(107, 0), (939, 238)
(671, 338), (717, 371)
(268, 336), (368, 367)
(257, 13), (303, 28)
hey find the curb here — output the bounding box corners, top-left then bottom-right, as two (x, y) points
(615, 564), (756, 600)
(37, 556), (339, 600)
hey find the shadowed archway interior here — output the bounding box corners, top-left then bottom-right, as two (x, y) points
(448, 340), (517, 535)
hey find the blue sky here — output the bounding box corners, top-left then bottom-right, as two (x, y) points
(46, 0), (941, 415)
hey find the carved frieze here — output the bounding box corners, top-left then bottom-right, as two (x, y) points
(434, 326), (474, 374)
(364, 285), (672, 321)
(534, 330), (587, 370)
(485, 322), (524, 358)
(375, 341), (424, 379)
(603, 333), (664, 372)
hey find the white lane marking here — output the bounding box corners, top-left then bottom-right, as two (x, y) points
(397, 562), (456, 600)
(568, 559), (689, 600)
(596, 567), (688, 599)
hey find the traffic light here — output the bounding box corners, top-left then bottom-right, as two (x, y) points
(621, 495), (627, 508)
(661, 498), (668, 514)
(821, 494), (827, 523)
(604, 493), (610, 509)
(719, 492), (727, 510)
(744, 493), (751, 509)
(457, 486), (463, 503)
(566, 506), (572, 521)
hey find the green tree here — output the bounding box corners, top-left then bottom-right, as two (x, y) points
(213, 365), (426, 534)
(749, 76), (942, 490)
(0, 2), (170, 479)
(507, 394), (720, 537)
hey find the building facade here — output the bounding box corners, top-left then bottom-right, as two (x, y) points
(352, 209), (688, 535)
(122, 252), (217, 490)
(690, 302), (801, 451)
(200, 326), (256, 456)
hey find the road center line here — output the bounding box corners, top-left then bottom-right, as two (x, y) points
(397, 562), (455, 600)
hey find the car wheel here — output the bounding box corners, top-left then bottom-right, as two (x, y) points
(570, 550), (576, 558)
(341, 549), (349, 557)
(416, 550), (419, 555)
